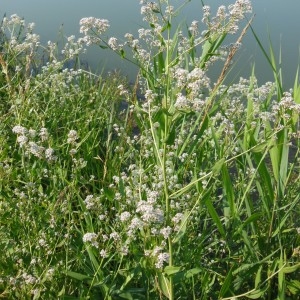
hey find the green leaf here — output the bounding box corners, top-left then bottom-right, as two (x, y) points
(151, 8), (161, 14)
(119, 272), (135, 291)
(205, 197), (225, 237)
(158, 272), (171, 298)
(293, 68), (300, 104)
(67, 271), (91, 281)
(165, 123), (176, 145)
(86, 246), (100, 272)
(221, 164), (236, 219)
(249, 24), (283, 96)
(200, 33), (227, 68)
(164, 266), (182, 276)
(172, 210), (189, 243)
(57, 287), (65, 297)
(254, 266), (263, 288)
(246, 288), (268, 299)
(161, 20), (171, 32)
(185, 268), (201, 279)
(241, 213), (262, 229)
(112, 291), (133, 300)
(212, 158), (225, 175)
(232, 250), (279, 275)
(292, 68), (300, 124)
(241, 230), (257, 259)
(282, 262), (300, 274)
(157, 51), (165, 75)
(219, 268), (233, 298)
(200, 39), (212, 68)
(251, 142), (269, 153)
(286, 280), (300, 295)
(120, 48), (125, 59)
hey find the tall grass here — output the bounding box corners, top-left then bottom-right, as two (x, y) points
(0, 1), (299, 299)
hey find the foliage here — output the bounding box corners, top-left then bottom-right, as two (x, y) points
(0, 1), (299, 299)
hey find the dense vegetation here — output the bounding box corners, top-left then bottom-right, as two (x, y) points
(0, 1), (299, 299)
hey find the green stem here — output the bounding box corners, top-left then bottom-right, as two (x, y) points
(164, 3), (174, 297)
(162, 105), (174, 300)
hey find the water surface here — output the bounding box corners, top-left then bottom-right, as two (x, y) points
(1, 0), (299, 87)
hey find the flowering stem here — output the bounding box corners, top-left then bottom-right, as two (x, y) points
(163, 140), (174, 300)
(164, 3), (174, 297)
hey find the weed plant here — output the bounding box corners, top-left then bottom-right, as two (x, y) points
(0, 1), (300, 299)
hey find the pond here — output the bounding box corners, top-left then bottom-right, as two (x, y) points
(1, 0), (300, 88)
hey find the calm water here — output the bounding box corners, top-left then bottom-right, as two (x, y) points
(1, 0), (300, 88)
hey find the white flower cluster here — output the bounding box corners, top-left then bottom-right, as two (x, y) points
(67, 130), (79, 145)
(61, 35), (87, 59)
(84, 194), (101, 210)
(172, 67), (211, 111)
(136, 200), (164, 223)
(79, 17), (110, 46)
(140, 2), (160, 23)
(119, 211), (131, 222)
(79, 17), (110, 35)
(145, 246), (170, 269)
(3, 14), (40, 54)
(155, 252), (170, 268)
(228, 0), (252, 20)
(21, 272), (37, 285)
(278, 92), (300, 113)
(3, 14), (25, 26)
(82, 232), (99, 248)
(12, 125), (56, 161)
(160, 226), (172, 239)
(201, 0), (252, 35)
(108, 37), (121, 51)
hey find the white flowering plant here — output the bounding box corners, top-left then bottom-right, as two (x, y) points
(1, 0), (300, 299)
(74, 0), (299, 299)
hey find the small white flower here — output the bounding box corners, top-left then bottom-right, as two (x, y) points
(17, 135), (28, 147)
(69, 148), (77, 155)
(189, 20), (199, 35)
(28, 142), (45, 158)
(120, 211), (131, 222)
(120, 245), (129, 256)
(45, 148), (56, 161)
(175, 93), (189, 110)
(100, 249), (108, 258)
(108, 37), (119, 51)
(84, 195), (95, 209)
(38, 239), (46, 247)
(110, 232), (120, 241)
(39, 128), (49, 141)
(67, 130), (78, 144)
(155, 252), (170, 268)
(79, 17), (110, 35)
(83, 232), (97, 242)
(83, 232), (99, 248)
(23, 273), (37, 285)
(28, 129), (37, 138)
(98, 214), (106, 220)
(12, 125), (28, 135)
(160, 226), (172, 239)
